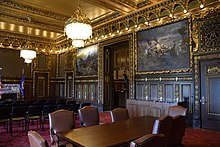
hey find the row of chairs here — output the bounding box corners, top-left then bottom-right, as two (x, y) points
(0, 102), (90, 136)
(0, 99), (79, 107)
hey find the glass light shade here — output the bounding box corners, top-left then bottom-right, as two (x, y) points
(64, 6), (92, 48)
(20, 49), (36, 63)
(65, 23), (92, 40)
(72, 40), (84, 48)
(24, 59), (32, 64)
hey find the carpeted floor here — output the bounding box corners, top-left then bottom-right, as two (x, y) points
(0, 112), (220, 147)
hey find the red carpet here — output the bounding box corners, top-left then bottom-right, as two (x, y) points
(0, 112), (220, 147)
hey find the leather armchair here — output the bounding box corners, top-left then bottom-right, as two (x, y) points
(28, 130), (49, 147)
(152, 116), (173, 146)
(78, 106), (99, 127)
(130, 134), (166, 147)
(110, 108), (129, 122)
(168, 115), (187, 147)
(49, 109), (75, 146)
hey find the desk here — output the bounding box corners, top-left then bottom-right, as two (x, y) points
(59, 115), (157, 147)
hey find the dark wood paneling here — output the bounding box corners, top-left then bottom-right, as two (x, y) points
(75, 82), (98, 103)
(150, 84), (158, 101)
(50, 55), (57, 77)
(37, 55), (47, 69)
(59, 53), (65, 77)
(135, 80), (193, 114)
(34, 72), (48, 99)
(0, 48), (31, 78)
(165, 84), (173, 102)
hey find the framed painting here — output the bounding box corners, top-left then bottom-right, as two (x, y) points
(137, 19), (190, 72)
(76, 44), (98, 76)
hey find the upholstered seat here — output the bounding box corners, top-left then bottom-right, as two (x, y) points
(28, 130), (49, 147)
(49, 110), (75, 146)
(168, 105), (187, 117)
(152, 116), (173, 145)
(130, 134), (166, 147)
(168, 115), (187, 147)
(78, 106), (99, 127)
(110, 108), (129, 122)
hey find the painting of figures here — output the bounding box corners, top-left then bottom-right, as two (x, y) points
(137, 20), (189, 72)
(76, 44), (98, 76)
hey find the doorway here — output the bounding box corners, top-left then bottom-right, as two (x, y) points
(104, 41), (129, 111)
(200, 59), (220, 131)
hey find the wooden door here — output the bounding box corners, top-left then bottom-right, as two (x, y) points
(34, 72), (48, 99)
(201, 59), (220, 131)
(104, 41), (129, 110)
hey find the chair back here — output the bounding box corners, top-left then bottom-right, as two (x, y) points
(28, 105), (42, 117)
(42, 105), (56, 116)
(49, 109), (75, 133)
(78, 106), (99, 127)
(168, 105), (187, 117)
(12, 106), (27, 118)
(49, 110), (75, 145)
(168, 115), (186, 147)
(110, 108), (129, 122)
(73, 103), (80, 114)
(56, 104), (69, 110)
(130, 134), (166, 147)
(28, 130), (48, 147)
(80, 102), (91, 108)
(0, 107), (11, 120)
(152, 116), (172, 145)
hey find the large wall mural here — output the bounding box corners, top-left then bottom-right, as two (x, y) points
(137, 19), (190, 72)
(76, 44), (98, 76)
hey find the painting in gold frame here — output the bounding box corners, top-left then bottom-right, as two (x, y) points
(137, 19), (190, 72)
(76, 44), (98, 76)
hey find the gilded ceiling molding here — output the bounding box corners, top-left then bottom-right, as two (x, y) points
(0, 32), (57, 54)
(0, 7), (64, 31)
(0, 13), (63, 32)
(91, 0), (219, 43)
(1, 0), (68, 21)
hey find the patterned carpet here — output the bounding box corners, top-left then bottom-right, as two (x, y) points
(0, 112), (220, 147)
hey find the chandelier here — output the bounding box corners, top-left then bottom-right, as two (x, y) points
(64, 5), (92, 48)
(20, 41), (36, 63)
(20, 19), (36, 63)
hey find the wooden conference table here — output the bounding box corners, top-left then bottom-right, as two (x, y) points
(58, 115), (157, 147)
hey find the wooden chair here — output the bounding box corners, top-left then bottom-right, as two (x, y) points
(168, 105), (187, 117)
(28, 130), (49, 147)
(27, 105), (42, 130)
(49, 109), (75, 146)
(110, 108), (129, 122)
(78, 106), (99, 127)
(0, 107), (11, 133)
(130, 134), (166, 147)
(41, 104), (56, 131)
(11, 106), (28, 136)
(152, 116), (172, 145)
(168, 115), (187, 147)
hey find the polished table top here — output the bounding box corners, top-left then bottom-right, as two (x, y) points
(59, 115), (157, 147)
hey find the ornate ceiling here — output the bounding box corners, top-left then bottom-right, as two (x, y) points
(0, 0), (219, 54)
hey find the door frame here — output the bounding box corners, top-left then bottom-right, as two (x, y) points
(200, 58), (220, 130)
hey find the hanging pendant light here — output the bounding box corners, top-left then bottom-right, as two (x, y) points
(20, 18), (36, 63)
(64, 3), (92, 48)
